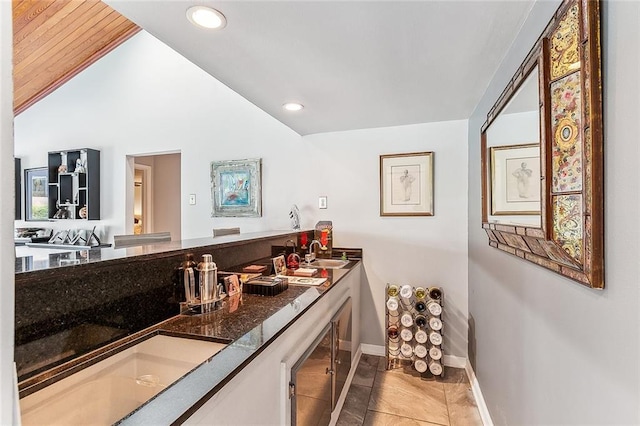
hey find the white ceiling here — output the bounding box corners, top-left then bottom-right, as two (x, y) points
(104, 1), (534, 136)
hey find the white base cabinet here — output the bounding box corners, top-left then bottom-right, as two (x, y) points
(185, 264), (361, 425)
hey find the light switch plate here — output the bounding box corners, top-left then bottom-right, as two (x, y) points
(189, 194), (196, 205)
(318, 196), (327, 209)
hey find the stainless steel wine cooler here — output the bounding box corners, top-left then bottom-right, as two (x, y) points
(290, 297), (352, 426)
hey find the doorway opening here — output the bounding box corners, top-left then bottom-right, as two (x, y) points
(126, 152), (181, 241)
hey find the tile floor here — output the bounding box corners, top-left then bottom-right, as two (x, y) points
(336, 354), (483, 426)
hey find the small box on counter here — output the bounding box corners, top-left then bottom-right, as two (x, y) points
(242, 264), (268, 273)
(243, 276), (289, 296)
(293, 268), (318, 277)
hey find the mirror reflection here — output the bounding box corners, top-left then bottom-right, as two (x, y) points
(485, 66), (541, 227)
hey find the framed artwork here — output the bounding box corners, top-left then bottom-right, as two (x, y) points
(25, 167), (48, 221)
(380, 152), (434, 216)
(272, 255), (286, 276)
(211, 158), (262, 217)
(490, 143), (540, 215)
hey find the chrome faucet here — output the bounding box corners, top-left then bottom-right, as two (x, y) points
(307, 239), (322, 262)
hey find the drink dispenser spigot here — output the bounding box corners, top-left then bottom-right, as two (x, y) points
(197, 254), (218, 303)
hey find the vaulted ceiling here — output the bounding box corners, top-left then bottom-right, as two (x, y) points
(105, 1), (535, 135)
(14, 1), (536, 135)
(12, 0), (139, 115)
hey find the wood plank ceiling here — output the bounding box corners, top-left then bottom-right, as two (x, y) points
(13, 0), (140, 115)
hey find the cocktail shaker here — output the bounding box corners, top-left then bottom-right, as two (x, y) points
(197, 254), (218, 303)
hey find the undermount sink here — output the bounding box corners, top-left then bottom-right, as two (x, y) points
(304, 259), (349, 269)
(20, 334), (227, 425)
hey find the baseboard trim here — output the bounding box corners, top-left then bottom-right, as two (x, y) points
(360, 343), (385, 356)
(442, 354), (466, 369)
(361, 346), (466, 369)
(465, 361), (493, 426)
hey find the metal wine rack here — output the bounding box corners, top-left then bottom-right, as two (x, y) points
(385, 284), (445, 377)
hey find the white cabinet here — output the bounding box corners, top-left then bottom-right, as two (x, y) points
(185, 264), (361, 425)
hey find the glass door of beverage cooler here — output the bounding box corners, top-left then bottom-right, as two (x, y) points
(290, 324), (332, 426)
(331, 298), (352, 410)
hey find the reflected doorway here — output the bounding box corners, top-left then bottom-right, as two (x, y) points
(127, 153), (181, 241)
(133, 164), (151, 234)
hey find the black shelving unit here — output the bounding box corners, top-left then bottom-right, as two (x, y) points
(48, 148), (100, 220)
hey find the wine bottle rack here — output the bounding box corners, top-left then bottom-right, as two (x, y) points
(385, 284), (444, 377)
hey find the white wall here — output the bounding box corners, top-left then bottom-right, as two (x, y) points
(0, 1), (15, 423)
(468, 1), (640, 424)
(303, 120), (469, 357)
(14, 31), (302, 241)
(13, 29), (470, 360)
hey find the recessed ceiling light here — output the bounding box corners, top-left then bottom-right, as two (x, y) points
(283, 102), (304, 112)
(186, 6), (226, 29)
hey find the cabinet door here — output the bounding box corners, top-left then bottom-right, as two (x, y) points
(291, 324), (332, 426)
(332, 297), (352, 410)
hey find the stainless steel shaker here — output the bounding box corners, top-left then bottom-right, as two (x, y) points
(197, 254), (218, 303)
(181, 254), (197, 304)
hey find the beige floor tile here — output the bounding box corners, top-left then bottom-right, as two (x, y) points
(377, 355), (387, 372)
(295, 394), (332, 426)
(352, 354), (380, 387)
(363, 410), (445, 426)
(443, 383), (483, 426)
(336, 384), (372, 426)
(368, 367), (449, 425)
(437, 367), (468, 385)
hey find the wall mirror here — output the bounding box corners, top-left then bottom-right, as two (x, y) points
(481, 0), (604, 289)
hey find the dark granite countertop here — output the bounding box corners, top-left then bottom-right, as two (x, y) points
(15, 230), (306, 274)
(19, 258), (361, 425)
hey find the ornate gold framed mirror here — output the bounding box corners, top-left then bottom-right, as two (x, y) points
(481, 0), (604, 289)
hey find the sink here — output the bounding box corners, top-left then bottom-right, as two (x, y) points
(20, 334), (227, 425)
(304, 259), (350, 269)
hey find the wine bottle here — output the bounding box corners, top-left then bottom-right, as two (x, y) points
(414, 329), (428, 344)
(387, 325), (399, 340)
(429, 360), (443, 376)
(415, 314), (427, 327)
(400, 328), (413, 342)
(400, 284), (413, 299)
(414, 344), (427, 358)
(415, 286), (426, 299)
(388, 340), (400, 356)
(429, 330), (443, 346)
(386, 297), (399, 313)
(428, 316), (443, 331)
(415, 301), (427, 313)
(400, 312), (414, 327)
(387, 285), (399, 297)
(414, 359), (427, 373)
(400, 343), (413, 358)
(428, 286), (442, 301)
(428, 345), (442, 360)
(426, 300), (442, 316)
